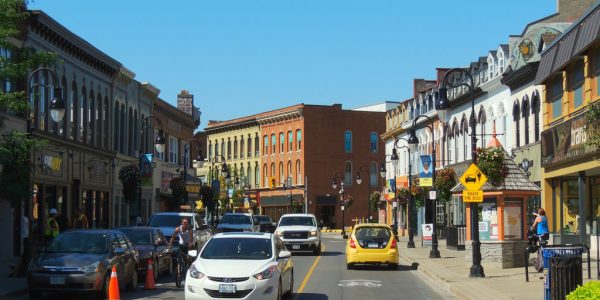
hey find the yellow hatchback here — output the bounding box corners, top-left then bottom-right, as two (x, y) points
(345, 224), (399, 270)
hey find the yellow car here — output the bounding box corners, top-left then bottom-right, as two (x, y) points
(345, 224), (399, 270)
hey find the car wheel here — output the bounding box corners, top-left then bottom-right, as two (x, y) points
(153, 259), (159, 281)
(346, 263), (354, 270)
(284, 271), (294, 298)
(313, 243), (322, 255)
(127, 268), (138, 291)
(165, 257), (173, 276)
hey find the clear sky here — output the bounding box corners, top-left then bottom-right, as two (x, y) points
(28, 0), (556, 128)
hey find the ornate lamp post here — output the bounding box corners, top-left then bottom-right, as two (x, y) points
(389, 149), (399, 237)
(437, 68), (485, 277)
(355, 165), (372, 223)
(138, 116), (166, 218)
(331, 172), (347, 237)
(407, 115), (440, 258)
(394, 137), (415, 248)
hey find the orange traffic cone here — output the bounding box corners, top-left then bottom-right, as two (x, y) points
(144, 259), (156, 290)
(108, 265), (120, 300)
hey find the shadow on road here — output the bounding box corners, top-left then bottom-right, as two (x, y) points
(350, 262), (419, 272)
(292, 292), (328, 300)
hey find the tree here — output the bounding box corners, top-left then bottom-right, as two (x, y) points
(587, 101), (600, 154)
(199, 184), (214, 211)
(434, 168), (457, 205)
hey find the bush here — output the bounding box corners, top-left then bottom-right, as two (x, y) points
(566, 280), (600, 300)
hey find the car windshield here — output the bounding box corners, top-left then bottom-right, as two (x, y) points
(201, 237), (272, 259)
(148, 215), (184, 228)
(255, 216), (272, 224)
(279, 216), (315, 226)
(46, 233), (109, 254)
(220, 214), (252, 224)
(119, 229), (153, 245)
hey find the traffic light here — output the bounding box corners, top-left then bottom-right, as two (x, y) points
(270, 177), (276, 189)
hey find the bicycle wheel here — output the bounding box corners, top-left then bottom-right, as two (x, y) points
(175, 257), (183, 288)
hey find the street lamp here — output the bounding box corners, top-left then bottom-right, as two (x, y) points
(331, 172), (347, 237)
(138, 116), (166, 219)
(355, 165), (372, 223)
(209, 155), (229, 223)
(407, 115), (440, 258)
(181, 139), (204, 206)
(394, 137), (415, 248)
(437, 68), (485, 277)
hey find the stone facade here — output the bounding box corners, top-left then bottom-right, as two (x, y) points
(465, 240), (529, 268)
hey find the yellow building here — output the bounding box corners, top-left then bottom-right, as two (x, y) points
(535, 2), (600, 247)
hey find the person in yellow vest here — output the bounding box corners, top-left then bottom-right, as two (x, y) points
(72, 207), (89, 229)
(45, 208), (60, 243)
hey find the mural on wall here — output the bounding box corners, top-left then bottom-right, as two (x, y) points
(509, 23), (570, 70)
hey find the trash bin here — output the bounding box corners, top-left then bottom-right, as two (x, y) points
(549, 256), (582, 300)
(542, 247), (586, 300)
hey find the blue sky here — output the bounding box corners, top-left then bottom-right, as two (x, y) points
(29, 0), (556, 127)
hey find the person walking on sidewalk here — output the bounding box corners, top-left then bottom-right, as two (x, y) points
(72, 207), (89, 229)
(45, 208), (60, 244)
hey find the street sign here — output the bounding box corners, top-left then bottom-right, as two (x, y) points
(459, 163), (488, 191)
(429, 190), (437, 200)
(463, 190), (483, 203)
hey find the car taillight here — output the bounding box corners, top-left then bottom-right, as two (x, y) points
(350, 238), (356, 249)
(390, 238), (397, 249)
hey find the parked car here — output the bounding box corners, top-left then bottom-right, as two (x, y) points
(27, 229), (139, 299)
(184, 232), (293, 300)
(147, 212), (213, 250)
(253, 215), (277, 233)
(345, 223), (399, 270)
(275, 214), (321, 255)
(216, 213), (260, 232)
(116, 226), (173, 280)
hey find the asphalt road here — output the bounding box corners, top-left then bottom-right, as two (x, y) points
(19, 233), (445, 300)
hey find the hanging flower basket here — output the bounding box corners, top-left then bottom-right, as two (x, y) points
(170, 176), (186, 203)
(118, 165), (139, 203)
(476, 148), (509, 187)
(434, 168), (456, 204)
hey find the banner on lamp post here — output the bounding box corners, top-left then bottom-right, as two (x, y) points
(419, 155), (433, 187)
(141, 154), (153, 187)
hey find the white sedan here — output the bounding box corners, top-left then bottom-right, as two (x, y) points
(185, 232), (294, 300)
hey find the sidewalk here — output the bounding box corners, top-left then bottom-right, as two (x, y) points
(394, 235), (599, 300)
(0, 256), (27, 300)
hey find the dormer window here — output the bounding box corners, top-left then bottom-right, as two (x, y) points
(498, 51), (504, 74)
(488, 57), (495, 79)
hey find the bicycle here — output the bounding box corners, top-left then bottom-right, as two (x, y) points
(526, 229), (549, 273)
(172, 243), (192, 288)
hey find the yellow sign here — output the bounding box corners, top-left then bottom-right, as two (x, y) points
(459, 163), (488, 191)
(463, 190), (483, 203)
(195, 200), (203, 209)
(419, 177), (433, 187)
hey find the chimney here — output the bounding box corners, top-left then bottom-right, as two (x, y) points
(177, 90), (194, 116)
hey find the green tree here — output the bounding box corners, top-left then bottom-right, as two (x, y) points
(586, 101), (600, 154)
(434, 168), (457, 205)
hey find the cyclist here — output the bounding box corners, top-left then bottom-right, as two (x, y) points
(169, 218), (194, 286)
(530, 208), (549, 272)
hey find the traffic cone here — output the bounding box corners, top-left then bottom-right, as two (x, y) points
(108, 265), (120, 300)
(144, 259), (156, 290)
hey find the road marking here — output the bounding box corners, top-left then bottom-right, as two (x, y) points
(338, 279), (382, 287)
(294, 243), (325, 299)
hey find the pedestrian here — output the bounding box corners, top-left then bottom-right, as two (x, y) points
(72, 207), (89, 229)
(531, 208), (549, 240)
(45, 208), (60, 243)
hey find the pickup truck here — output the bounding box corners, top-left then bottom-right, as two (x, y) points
(275, 213), (321, 255)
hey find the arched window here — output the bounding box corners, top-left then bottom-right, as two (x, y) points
(103, 96), (109, 149)
(369, 161), (378, 187)
(263, 164), (268, 187)
(296, 160), (302, 185)
(532, 90), (541, 142)
(270, 163), (276, 182)
(453, 121), (459, 163)
(60, 76), (67, 137)
(287, 161), (292, 184)
(255, 135), (259, 156)
(279, 162), (284, 184)
(247, 135), (252, 157)
(71, 82), (78, 140)
(234, 138), (238, 159)
(279, 132), (284, 152)
(220, 139), (225, 158)
(240, 136), (245, 159)
(271, 134), (276, 154)
(120, 103), (126, 154)
(370, 132), (378, 153)
(513, 100), (521, 148)
(296, 130), (302, 150)
(88, 89), (94, 145)
(247, 165), (251, 186)
(255, 162), (260, 187)
(95, 93), (102, 147)
(80, 86), (87, 143)
(288, 131), (293, 152)
(113, 102), (119, 151)
(478, 106), (487, 148)
(227, 139), (231, 160)
(344, 161), (352, 185)
(344, 131), (352, 153)
(522, 96), (530, 145)
(263, 135), (268, 155)
(461, 115), (468, 161)
(208, 141), (213, 159)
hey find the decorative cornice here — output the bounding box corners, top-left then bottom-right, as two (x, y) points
(116, 66), (135, 85)
(501, 62), (539, 90)
(141, 82), (160, 100)
(257, 110), (303, 125)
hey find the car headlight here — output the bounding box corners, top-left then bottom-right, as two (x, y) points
(275, 231), (283, 237)
(80, 261), (102, 273)
(310, 230), (318, 237)
(253, 265), (277, 280)
(189, 264), (205, 279)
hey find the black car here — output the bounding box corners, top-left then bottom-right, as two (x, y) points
(116, 227), (173, 281)
(253, 215), (277, 233)
(27, 229), (139, 299)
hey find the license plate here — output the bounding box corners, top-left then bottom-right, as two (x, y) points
(50, 276), (65, 285)
(292, 245), (301, 250)
(219, 284), (236, 293)
(368, 242), (379, 248)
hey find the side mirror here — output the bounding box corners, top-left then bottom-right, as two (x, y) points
(188, 250), (198, 258)
(278, 250), (292, 259)
(113, 248), (125, 255)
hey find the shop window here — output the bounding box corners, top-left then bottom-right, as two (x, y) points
(503, 198), (523, 240)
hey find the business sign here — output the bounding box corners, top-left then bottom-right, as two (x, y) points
(422, 223), (433, 246)
(541, 113), (593, 167)
(141, 154), (153, 187)
(462, 190), (484, 203)
(459, 163), (487, 191)
(419, 155), (433, 187)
